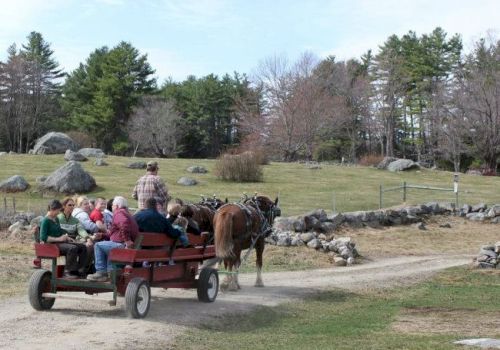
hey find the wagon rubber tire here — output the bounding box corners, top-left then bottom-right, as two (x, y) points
(197, 268), (219, 302)
(28, 270), (55, 311)
(125, 277), (151, 318)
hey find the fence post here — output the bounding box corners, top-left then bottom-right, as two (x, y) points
(13, 197), (16, 213)
(403, 181), (407, 202)
(455, 190), (459, 209)
(332, 191), (336, 214)
(3, 197), (6, 213)
(379, 184), (383, 209)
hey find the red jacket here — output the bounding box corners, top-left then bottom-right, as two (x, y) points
(105, 208), (138, 243)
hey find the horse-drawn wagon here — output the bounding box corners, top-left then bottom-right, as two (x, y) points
(29, 232), (219, 318)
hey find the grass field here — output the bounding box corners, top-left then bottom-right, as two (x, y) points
(2, 154), (500, 216)
(172, 267), (500, 350)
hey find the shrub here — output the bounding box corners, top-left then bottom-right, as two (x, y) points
(215, 151), (263, 182)
(112, 141), (129, 155)
(358, 154), (384, 167)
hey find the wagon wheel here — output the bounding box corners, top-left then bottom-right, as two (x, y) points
(125, 277), (151, 319)
(197, 268), (219, 303)
(28, 270), (55, 311)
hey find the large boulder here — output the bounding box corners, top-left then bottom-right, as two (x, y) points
(387, 159), (420, 172)
(78, 148), (106, 158)
(0, 175), (29, 192)
(41, 161), (96, 193)
(64, 149), (87, 162)
(33, 132), (78, 155)
(377, 157), (398, 170)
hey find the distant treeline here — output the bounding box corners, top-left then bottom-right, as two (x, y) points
(0, 28), (499, 172)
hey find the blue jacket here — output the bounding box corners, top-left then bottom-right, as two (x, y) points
(134, 209), (188, 246)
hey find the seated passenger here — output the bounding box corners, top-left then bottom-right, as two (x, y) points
(58, 197), (99, 274)
(89, 197), (107, 231)
(103, 198), (114, 230)
(40, 199), (87, 279)
(58, 197), (94, 244)
(87, 196), (138, 282)
(166, 202), (201, 235)
(72, 196), (101, 234)
(135, 198), (189, 247)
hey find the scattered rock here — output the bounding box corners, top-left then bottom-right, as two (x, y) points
(94, 158), (108, 166)
(299, 232), (315, 243)
(126, 161), (147, 169)
(415, 222), (426, 230)
(78, 148), (106, 158)
(186, 165), (208, 173)
(332, 256), (347, 266)
(454, 338), (500, 348)
(32, 132), (78, 155)
(41, 161), (96, 193)
(0, 175), (29, 192)
(177, 177), (198, 186)
(64, 149), (87, 162)
(439, 223), (452, 228)
(471, 203), (487, 212)
(307, 238), (321, 249)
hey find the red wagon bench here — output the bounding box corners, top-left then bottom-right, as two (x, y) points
(29, 232), (219, 318)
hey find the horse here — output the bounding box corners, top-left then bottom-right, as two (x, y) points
(169, 196), (226, 234)
(213, 194), (280, 291)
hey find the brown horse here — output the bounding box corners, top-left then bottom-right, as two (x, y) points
(169, 198), (217, 234)
(214, 195), (280, 291)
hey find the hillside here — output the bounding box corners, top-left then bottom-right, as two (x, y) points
(1, 154), (500, 216)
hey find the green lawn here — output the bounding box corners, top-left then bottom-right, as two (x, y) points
(1, 154), (500, 215)
(172, 267), (500, 350)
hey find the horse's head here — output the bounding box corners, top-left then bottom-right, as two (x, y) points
(199, 195), (227, 210)
(246, 195), (281, 224)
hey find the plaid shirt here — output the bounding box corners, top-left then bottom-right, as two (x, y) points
(132, 173), (170, 209)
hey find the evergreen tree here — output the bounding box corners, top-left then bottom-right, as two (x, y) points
(62, 42), (156, 152)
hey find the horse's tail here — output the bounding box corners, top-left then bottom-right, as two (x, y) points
(214, 211), (234, 259)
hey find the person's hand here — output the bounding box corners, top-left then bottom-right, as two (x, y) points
(93, 232), (103, 240)
(125, 240), (134, 249)
(67, 237), (76, 243)
(59, 234), (69, 242)
(86, 238), (94, 247)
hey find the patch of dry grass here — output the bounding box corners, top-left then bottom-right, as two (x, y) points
(343, 215), (500, 258)
(392, 308), (500, 336)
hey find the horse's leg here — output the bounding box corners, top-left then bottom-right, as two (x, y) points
(227, 259), (239, 291)
(220, 259), (230, 291)
(254, 238), (264, 287)
(234, 253), (242, 289)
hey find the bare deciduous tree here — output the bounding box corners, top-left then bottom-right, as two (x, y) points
(127, 96), (183, 157)
(254, 53), (334, 161)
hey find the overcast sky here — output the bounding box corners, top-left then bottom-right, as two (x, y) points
(0, 0), (498, 83)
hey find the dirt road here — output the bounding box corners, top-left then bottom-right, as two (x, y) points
(0, 255), (470, 350)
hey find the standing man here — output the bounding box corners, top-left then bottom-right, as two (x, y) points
(132, 161), (170, 211)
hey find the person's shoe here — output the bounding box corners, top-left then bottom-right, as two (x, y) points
(86, 271), (108, 282)
(63, 271), (78, 279)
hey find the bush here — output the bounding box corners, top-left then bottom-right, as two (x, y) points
(112, 141), (129, 155)
(215, 151), (263, 182)
(358, 154), (384, 167)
